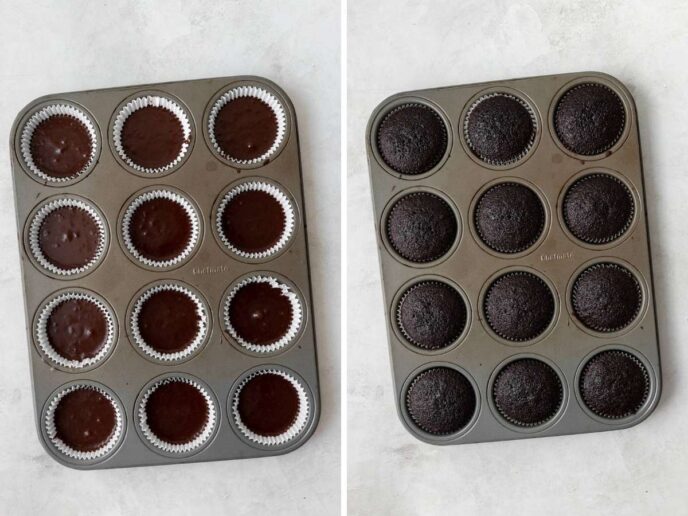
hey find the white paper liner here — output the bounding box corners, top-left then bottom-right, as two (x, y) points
(138, 376), (216, 454)
(35, 291), (115, 370)
(28, 198), (107, 276)
(223, 275), (303, 353)
(121, 189), (200, 268)
(207, 85), (287, 165)
(232, 369), (310, 446)
(216, 181), (295, 259)
(45, 384), (123, 461)
(130, 283), (208, 362)
(112, 95), (192, 174)
(20, 104), (98, 183)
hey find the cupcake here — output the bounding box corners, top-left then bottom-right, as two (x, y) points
(121, 189), (200, 268)
(484, 271), (555, 342)
(386, 192), (457, 263)
(563, 173), (634, 244)
(35, 291), (115, 369)
(396, 281), (467, 350)
(464, 93), (536, 166)
(45, 384), (123, 461)
(554, 83), (625, 155)
(29, 198), (106, 276)
(139, 376), (216, 454)
(376, 103), (448, 175)
(208, 86), (287, 164)
(571, 263), (642, 332)
(232, 369), (310, 446)
(113, 96), (191, 173)
(216, 181), (295, 259)
(130, 283), (208, 362)
(224, 275), (303, 353)
(493, 359), (563, 427)
(20, 104), (98, 182)
(405, 367), (476, 435)
(579, 350), (649, 418)
(474, 182), (545, 253)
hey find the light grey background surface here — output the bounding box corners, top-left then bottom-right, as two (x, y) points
(0, 1), (340, 515)
(348, 1), (688, 514)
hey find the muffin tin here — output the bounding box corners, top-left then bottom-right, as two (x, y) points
(10, 75), (320, 468)
(366, 71), (661, 444)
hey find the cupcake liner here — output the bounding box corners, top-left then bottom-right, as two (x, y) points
(232, 368), (310, 446)
(138, 376), (216, 454)
(45, 384), (123, 461)
(492, 359), (564, 428)
(554, 82), (626, 156)
(35, 291), (115, 370)
(223, 275), (303, 353)
(28, 198), (107, 276)
(216, 181), (296, 259)
(112, 95), (192, 174)
(207, 85), (287, 165)
(483, 271), (553, 342)
(463, 93), (538, 166)
(562, 173), (635, 245)
(571, 263), (643, 333)
(474, 182), (545, 254)
(121, 189), (200, 269)
(580, 350), (650, 419)
(130, 283), (208, 362)
(20, 104), (98, 183)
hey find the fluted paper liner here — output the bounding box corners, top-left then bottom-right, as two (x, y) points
(232, 369), (310, 446)
(112, 95), (192, 174)
(216, 180), (295, 259)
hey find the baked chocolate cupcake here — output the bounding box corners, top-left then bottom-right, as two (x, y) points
(224, 276), (303, 353)
(386, 192), (457, 263)
(122, 189), (200, 268)
(376, 103), (448, 175)
(45, 384), (123, 461)
(131, 283), (208, 362)
(571, 263), (642, 332)
(113, 96), (191, 173)
(580, 350), (649, 419)
(139, 377), (216, 453)
(554, 83), (625, 156)
(233, 369), (309, 446)
(216, 181), (295, 259)
(20, 105), (97, 182)
(563, 173), (634, 245)
(484, 272), (555, 342)
(464, 93), (536, 166)
(406, 367), (476, 435)
(29, 198), (106, 276)
(493, 359), (563, 427)
(474, 182), (545, 253)
(396, 281), (467, 350)
(209, 86), (287, 164)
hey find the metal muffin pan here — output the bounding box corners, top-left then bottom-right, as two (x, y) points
(10, 75), (320, 468)
(366, 71), (661, 445)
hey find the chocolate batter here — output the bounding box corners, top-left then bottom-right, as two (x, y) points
(48, 298), (108, 361)
(138, 289), (200, 353)
(221, 190), (285, 253)
(54, 388), (116, 452)
(145, 381), (208, 444)
(213, 97), (277, 161)
(228, 282), (293, 345)
(121, 106), (185, 169)
(128, 197), (191, 261)
(38, 206), (100, 270)
(238, 373), (299, 436)
(30, 115), (91, 178)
